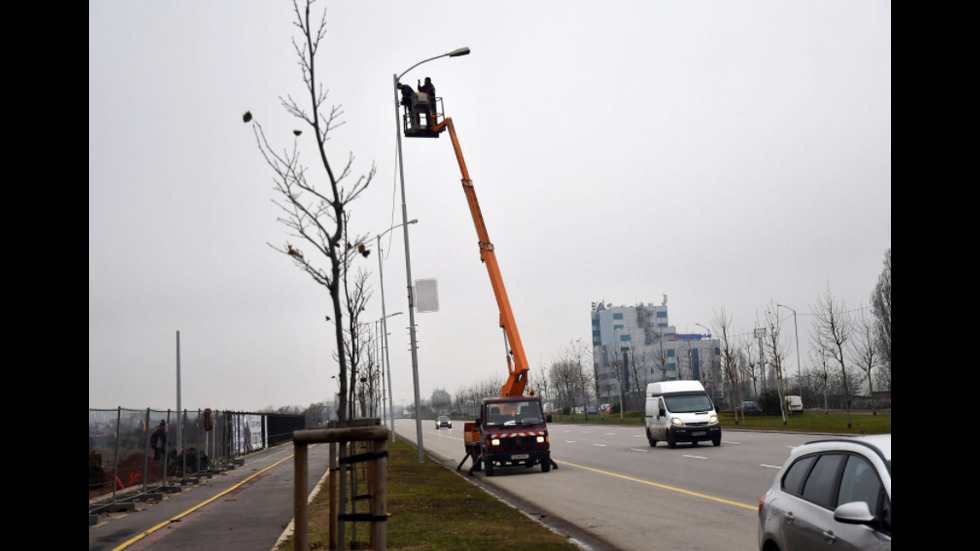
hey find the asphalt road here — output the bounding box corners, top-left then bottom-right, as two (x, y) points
(88, 442), (330, 551)
(397, 418), (817, 551)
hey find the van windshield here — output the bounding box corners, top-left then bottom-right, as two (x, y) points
(663, 393), (713, 413)
(485, 401), (544, 427)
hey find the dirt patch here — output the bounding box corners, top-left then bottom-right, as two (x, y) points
(89, 452), (167, 501)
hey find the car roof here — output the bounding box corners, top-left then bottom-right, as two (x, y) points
(797, 434), (891, 463)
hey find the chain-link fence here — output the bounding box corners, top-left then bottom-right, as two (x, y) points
(89, 407), (305, 514)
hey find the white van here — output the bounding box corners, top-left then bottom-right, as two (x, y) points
(785, 395), (803, 414)
(644, 380), (721, 448)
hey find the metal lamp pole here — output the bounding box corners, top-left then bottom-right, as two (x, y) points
(377, 220), (415, 441)
(776, 304), (802, 388)
(392, 46), (469, 463)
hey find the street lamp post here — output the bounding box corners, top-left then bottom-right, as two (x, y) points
(377, 221), (415, 442)
(776, 304), (802, 390)
(392, 46), (469, 463)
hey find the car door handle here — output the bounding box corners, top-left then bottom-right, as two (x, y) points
(822, 530), (836, 543)
(783, 512), (795, 524)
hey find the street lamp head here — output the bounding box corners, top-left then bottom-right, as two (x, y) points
(448, 47), (470, 57)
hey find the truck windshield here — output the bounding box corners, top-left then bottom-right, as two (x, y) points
(663, 393), (713, 413)
(486, 401), (544, 427)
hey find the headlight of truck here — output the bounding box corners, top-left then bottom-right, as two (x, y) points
(671, 417), (683, 426)
(709, 415), (718, 424)
(490, 438), (500, 446)
(536, 435), (546, 443)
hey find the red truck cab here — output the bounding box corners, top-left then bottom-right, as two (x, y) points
(477, 396), (551, 476)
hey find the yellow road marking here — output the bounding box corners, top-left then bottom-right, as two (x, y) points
(418, 429), (756, 511)
(554, 459), (757, 511)
(110, 447), (305, 551)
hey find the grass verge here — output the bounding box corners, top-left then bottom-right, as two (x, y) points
(276, 437), (583, 551)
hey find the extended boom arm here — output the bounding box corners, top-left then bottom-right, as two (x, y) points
(432, 117), (530, 397)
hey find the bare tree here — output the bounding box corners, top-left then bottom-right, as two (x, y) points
(813, 286), (854, 428)
(341, 267), (372, 419)
(809, 337), (832, 413)
(246, 0), (375, 425)
(740, 334), (761, 401)
(652, 341), (671, 383)
(713, 307), (744, 424)
(871, 247), (891, 391)
(245, 5), (376, 546)
(528, 359), (552, 411)
(626, 344), (646, 409)
(764, 304), (789, 425)
(851, 305), (880, 415)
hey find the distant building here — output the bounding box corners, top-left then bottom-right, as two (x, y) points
(591, 299), (722, 408)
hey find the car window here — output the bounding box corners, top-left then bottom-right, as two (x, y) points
(781, 455), (816, 495)
(801, 453), (845, 509)
(837, 454), (882, 514)
(880, 494), (891, 535)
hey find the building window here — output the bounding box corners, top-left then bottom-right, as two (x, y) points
(667, 363), (676, 371)
(613, 312), (624, 320)
(620, 335), (630, 342)
(657, 311), (667, 318)
(613, 324), (623, 331)
(667, 349), (675, 357)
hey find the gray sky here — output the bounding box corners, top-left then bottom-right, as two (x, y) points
(89, 1), (891, 413)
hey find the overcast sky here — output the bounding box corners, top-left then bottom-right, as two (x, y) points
(89, 1), (891, 413)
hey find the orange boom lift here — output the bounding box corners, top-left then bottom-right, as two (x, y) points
(401, 97), (554, 475)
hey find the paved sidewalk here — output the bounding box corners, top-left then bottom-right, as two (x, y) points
(88, 442), (331, 551)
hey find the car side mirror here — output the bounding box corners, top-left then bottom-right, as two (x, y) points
(659, 407), (666, 418)
(834, 501), (877, 527)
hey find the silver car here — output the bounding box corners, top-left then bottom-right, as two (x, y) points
(758, 434), (891, 551)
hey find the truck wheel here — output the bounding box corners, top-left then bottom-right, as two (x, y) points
(541, 459), (551, 472)
(646, 428), (658, 447)
(484, 458), (495, 477)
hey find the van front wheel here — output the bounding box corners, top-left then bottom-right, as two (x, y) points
(712, 436), (721, 446)
(667, 431), (677, 449)
(646, 428), (658, 447)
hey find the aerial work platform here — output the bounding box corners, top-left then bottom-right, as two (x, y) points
(401, 93), (445, 138)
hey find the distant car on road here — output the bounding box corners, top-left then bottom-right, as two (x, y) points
(435, 415), (452, 429)
(758, 434), (891, 551)
(738, 400), (759, 412)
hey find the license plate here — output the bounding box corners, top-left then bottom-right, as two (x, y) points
(692, 431), (706, 437)
(511, 453), (529, 460)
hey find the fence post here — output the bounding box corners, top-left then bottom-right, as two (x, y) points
(329, 440), (338, 551)
(293, 421), (387, 551)
(370, 437), (387, 548)
(111, 407), (121, 502)
(142, 408), (151, 493)
(293, 439), (309, 550)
